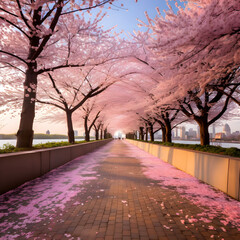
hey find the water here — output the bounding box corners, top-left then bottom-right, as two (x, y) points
(155, 139), (240, 149)
(0, 139), (84, 148)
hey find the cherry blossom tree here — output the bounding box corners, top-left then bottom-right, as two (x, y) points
(208, 70), (240, 107)
(93, 120), (102, 140)
(79, 98), (105, 142)
(36, 65), (115, 143)
(178, 84), (237, 145)
(153, 108), (180, 143)
(130, 0), (240, 145)
(137, 114), (155, 141)
(141, 0), (240, 97)
(138, 126), (144, 140)
(0, 0), (125, 148)
(98, 0), (240, 143)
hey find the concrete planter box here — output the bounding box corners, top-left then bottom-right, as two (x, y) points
(127, 139), (240, 201)
(0, 139), (112, 195)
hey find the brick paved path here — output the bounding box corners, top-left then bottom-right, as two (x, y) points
(0, 140), (240, 240)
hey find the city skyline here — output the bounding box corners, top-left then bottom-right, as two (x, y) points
(0, 114), (239, 136)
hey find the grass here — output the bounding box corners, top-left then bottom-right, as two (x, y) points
(0, 140), (90, 154)
(134, 139), (240, 158)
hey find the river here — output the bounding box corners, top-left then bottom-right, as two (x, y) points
(162, 139), (240, 149)
(0, 139), (84, 148)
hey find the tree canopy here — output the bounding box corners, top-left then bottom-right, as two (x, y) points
(0, 0), (239, 146)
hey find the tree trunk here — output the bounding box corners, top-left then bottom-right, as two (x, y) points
(16, 10), (42, 148)
(85, 131), (90, 141)
(139, 127), (144, 140)
(165, 120), (172, 143)
(155, 119), (166, 143)
(145, 127), (148, 141)
(95, 128), (99, 140)
(149, 124), (154, 141)
(104, 128), (107, 139)
(196, 117), (210, 145)
(84, 116), (90, 142)
(100, 128), (103, 140)
(162, 127), (166, 142)
(66, 111), (75, 143)
(16, 67), (37, 148)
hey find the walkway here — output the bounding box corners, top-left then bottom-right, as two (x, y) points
(0, 140), (240, 240)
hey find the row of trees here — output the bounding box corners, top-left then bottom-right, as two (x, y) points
(1, 0), (240, 147)
(0, 0), (136, 146)
(102, 0), (240, 145)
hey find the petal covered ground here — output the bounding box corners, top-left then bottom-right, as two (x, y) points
(0, 140), (239, 240)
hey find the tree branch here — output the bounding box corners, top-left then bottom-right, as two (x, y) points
(170, 109), (179, 122)
(16, 0), (33, 31)
(208, 86), (238, 126)
(179, 102), (192, 118)
(37, 63), (85, 74)
(216, 87), (240, 106)
(133, 56), (163, 76)
(47, 73), (67, 107)
(0, 16), (30, 39)
(40, 3), (57, 24)
(31, 0), (63, 60)
(0, 50), (28, 65)
(35, 99), (65, 111)
(0, 61), (26, 74)
(89, 111), (101, 132)
(0, 7), (18, 17)
(61, 0), (111, 15)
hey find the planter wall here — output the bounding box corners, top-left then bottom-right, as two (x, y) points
(0, 139), (112, 195)
(126, 139), (240, 201)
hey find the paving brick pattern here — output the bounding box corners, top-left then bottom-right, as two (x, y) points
(1, 140), (240, 239)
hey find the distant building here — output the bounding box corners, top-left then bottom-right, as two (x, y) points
(154, 130), (162, 140)
(46, 130), (50, 135)
(223, 124), (231, 136)
(197, 126), (200, 139)
(179, 126), (186, 139)
(232, 131), (240, 136)
(215, 132), (226, 140)
(175, 127), (179, 138)
(188, 128), (197, 139)
(212, 124), (216, 138)
(74, 130), (78, 137)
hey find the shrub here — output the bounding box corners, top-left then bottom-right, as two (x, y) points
(136, 140), (240, 158)
(0, 140), (88, 154)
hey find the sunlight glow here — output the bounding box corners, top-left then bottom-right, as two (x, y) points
(114, 130), (126, 139)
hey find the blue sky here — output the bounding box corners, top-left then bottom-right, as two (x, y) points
(99, 0), (181, 36)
